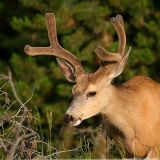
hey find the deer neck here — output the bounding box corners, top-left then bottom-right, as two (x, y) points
(101, 84), (126, 114)
(100, 84), (134, 138)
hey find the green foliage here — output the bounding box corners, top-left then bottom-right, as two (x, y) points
(0, 0), (160, 158)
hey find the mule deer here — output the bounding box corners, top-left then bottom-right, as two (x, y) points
(24, 13), (160, 158)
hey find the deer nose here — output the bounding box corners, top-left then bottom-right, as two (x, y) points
(64, 114), (74, 123)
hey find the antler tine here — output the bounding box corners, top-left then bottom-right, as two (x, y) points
(94, 44), (122, 62)
(111, 14), (126, 55)
(45, 13), (59, 47)
(24, 13), (84, 77)
(94, 14), (126, 62)
(116, 14), (124, 28)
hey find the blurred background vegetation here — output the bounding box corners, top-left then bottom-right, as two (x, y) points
(0, 0), (160, 159)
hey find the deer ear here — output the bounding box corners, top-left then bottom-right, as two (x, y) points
(110, 47), (131, 79)
(56, 58), (76, 82)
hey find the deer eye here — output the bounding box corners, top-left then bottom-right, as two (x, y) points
(86, 91), (97, 97)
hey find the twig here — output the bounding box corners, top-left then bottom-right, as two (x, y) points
(14, 121), (40, 138)
(8, 69), (24, 106)
(46, 145), (84, 157)
(0, 75), (8, 80)
(0, 140), (8, 152)
(7, 133), (34, 160)
(35, 140), (58, 152)
(11, 94), (33, 120)
(7, 68), (32, 124)
(0, 138), (47, 159)
(0, 82), (8, 90)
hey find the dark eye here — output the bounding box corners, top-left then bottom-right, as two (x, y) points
(87, 91), (97, 97)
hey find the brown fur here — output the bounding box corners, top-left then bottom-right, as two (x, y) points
(101, 75), (160, 158)
(68, 74), (160, 158)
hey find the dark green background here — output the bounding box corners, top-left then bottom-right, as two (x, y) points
(0, 0), (160, 158)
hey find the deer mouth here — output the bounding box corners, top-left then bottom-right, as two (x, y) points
(64, 114), (82, 126)
(71, 118), (82, 126)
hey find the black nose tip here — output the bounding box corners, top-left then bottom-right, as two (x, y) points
(64, 114), (74, 123)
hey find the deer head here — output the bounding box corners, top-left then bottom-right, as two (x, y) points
(24, 13), (131, 126)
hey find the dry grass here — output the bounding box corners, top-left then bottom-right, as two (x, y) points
(0, 70), (94, 159)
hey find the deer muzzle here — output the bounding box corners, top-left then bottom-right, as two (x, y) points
(64, 113), (82, 126)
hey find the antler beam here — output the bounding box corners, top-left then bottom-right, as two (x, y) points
(94, 14), (127, 62)
(24, 13), (84, 77)
(93, 14), (131, 81)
